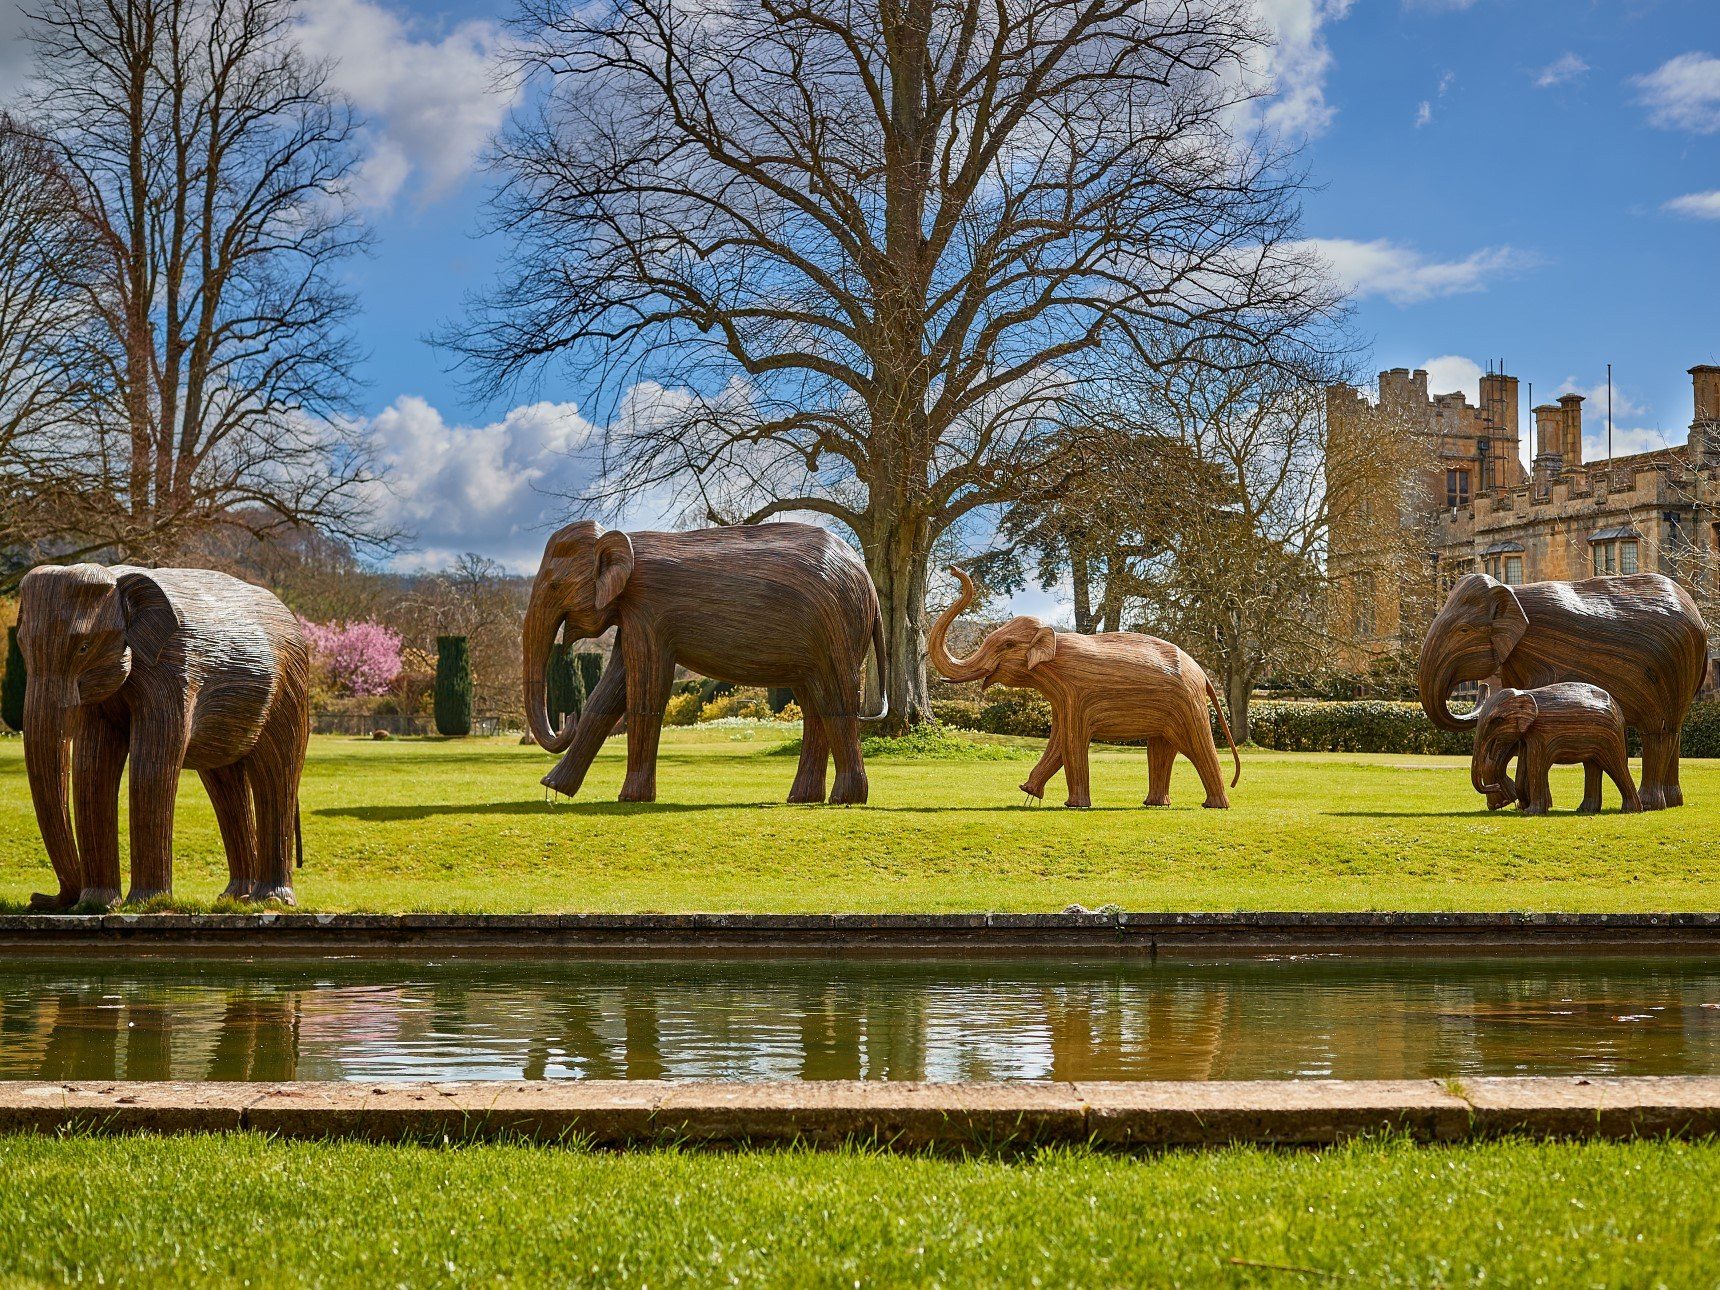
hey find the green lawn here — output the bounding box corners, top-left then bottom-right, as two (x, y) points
(0, 727), (1714, 913)
(0, 1134), (1716, 1285)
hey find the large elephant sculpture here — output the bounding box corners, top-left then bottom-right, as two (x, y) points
(17, 564), (311, 910)
(928, 568), (1239, 809)
(524, 521), (885, 804)
(1418, 572), (1707, 810)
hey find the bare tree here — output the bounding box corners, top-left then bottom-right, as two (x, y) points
(1117, 336), (1417, 741)
(456, 0), (1338, 729)
(6, 0), (383, 577)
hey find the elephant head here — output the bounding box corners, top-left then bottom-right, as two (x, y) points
(1472, 687), (1537, 809)
(16, 565), (181, 903)
(927, 567), (1057, 691)
(1418, 572), (1529, 731)
(522, 520), (635, 752)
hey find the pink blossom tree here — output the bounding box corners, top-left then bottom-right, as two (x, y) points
(299, 618), (404, 697)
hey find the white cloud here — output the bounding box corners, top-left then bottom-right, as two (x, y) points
(296, 0), (520, 208)
(1420, 355), (1484, 403)
(1665, 190), (1720, 220)
(1532, 53), (1589, 89)
(1402, 0), (1480, 11)
(1633, 51), (1720, 134)
(1414, 100), (1433, 127)
(1297, 238), (1539, 304)
(1583, 425), (1672, 461)
(1243, 0), (1356, 138)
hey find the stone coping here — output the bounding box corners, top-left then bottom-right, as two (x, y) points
(2, 1077), (1718, 1148)
(1, 910), (1718, 953)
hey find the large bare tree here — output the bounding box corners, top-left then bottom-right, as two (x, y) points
(5, 0), (381, 577)
(458, 0), (1337, 728)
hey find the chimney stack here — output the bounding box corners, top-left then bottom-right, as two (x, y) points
(1691, 365), (1720, 467)
(1558, 393), (1585, 466)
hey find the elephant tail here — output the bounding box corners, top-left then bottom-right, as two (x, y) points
(1205, 678), (1241, 787)
(295, 804), (303, 870)
(860, 603), (889, 723)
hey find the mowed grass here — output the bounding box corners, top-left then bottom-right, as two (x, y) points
(0, 728), (1714, 913)
(1, 1134), (1718, 1286)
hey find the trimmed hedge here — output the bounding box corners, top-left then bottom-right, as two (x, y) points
(433, 636), (473, 737)
(1, 627), (22, 733)
(933, 690), (1720, 758)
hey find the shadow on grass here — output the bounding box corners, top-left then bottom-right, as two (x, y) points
(1330, 809), (1639, 818)
(315, 800), (1172, 821)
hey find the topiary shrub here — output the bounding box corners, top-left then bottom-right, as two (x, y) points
(932, 687), (1053, 738)
(433, 635), (473, 737)
(547, 642), (585, 728)
(1, 626), (23, 733)
(575, 650), (604, 697)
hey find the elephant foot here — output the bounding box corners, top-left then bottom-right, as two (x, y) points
(1516, 803), (1549, 817)
(1639, 786), (1667, 811)
(28, 889), (79, 913)
(786, 786), (827, 804)
(1201, 795), (1230, 809)
(123, 887), (172, 907)
(76, 887), (122, 911)
(1620, 795), (1644, 814)
(247, 884), (296, 906)
(617, 776), (657, 803)
(828, 773), (868, 806)
(1575, 800), (1601, 816)
(1064, 796), (1092, 810)
(1142, 794), (1171, 807)
(1664, 786), (1685, 808)
(220, 879), (255, 901)
(1020, 781), (1046, 800)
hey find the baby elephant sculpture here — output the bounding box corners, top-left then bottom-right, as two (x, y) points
(929, 569), (1239, 808)
(1471, 682), (1641, 815)
(524, 521), (885, 804)
(17, 564), (311, 910)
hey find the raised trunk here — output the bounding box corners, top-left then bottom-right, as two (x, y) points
(23, 682), (80, 907)
(521, 598), (575, 753)
(925, 567), (990, 687)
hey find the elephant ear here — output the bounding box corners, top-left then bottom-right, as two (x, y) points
(115, 572), (183, 666)
(1024, 625), (1057, 671)
(1486, 582), (1528, 667)
(1493, 690), (1539, 737)
(594, 530), (635, 611)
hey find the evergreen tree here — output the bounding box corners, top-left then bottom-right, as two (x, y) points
(575, 650), (603, 698)
(767, 686), (794, 714)
(547, 643), (586, 727)
(434, 636), (474, 737)
(1, 627), (24, 733)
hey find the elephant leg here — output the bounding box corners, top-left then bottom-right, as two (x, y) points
(1603, 744), (1643, 814)
(1143, 738), (1175, 807)
(126, 714), (188, 904)
(72, 712), (127, 909)
(1639, 734), (1669, 812)
(1515, 745), (1552, 815)
(1577, 762), (1603, 815)
(825, 710), (868, 805)
(618, 650), (674, 803)
(787, 705), (830, 804)
(1063, 725), (1093, 809)
(201, 763), (257, 900)
(542, 652), (626, 798)
(246, 690), (310, 905)
(1021, 731), (1064, 800)
(1663, 740), (1685, 809)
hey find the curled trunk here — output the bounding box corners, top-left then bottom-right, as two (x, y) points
(1418, 646), (1477, 732)
(23, 681), (80, 906)
(522, 599), (576, 753)
(926, 568), (990, 684)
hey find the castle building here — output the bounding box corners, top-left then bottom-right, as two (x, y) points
(1328, 363), (1720, 676)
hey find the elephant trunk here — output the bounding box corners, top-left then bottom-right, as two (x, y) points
(1417, 640), (1477, 732)
(22, 679), (80, 907)
(522, 595), (576, 754)
(927, 568), (991, 684)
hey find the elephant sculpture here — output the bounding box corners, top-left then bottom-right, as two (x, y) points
(1419, 572), (1707, 810)
(17, 564), (310, 910)
(1471, 682), (1641, 815)
(928, 568), (1239, 809)
(524, 521), (885, 804)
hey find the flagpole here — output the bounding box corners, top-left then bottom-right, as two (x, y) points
(1607, 363), (1613, 464)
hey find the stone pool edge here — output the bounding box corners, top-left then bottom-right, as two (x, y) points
(2, 1077), (1717, 1148)
(3, 910), (1720, 953)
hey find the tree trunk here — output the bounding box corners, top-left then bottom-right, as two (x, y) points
(1226, 666), (1251, 747)
(1070, 547), (1094, 633)
(864, 518), (932, 736)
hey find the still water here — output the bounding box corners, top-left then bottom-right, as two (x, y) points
(2, 953), (1717, 1083)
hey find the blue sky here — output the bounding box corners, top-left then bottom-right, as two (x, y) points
(3, 0), (1718, 586)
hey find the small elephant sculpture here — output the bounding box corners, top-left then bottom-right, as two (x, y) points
(17, 564), (311, 909)
(1420, 572), (1706, 809)
(523, 521), (886, 804)
(1471, 682), (1642, 815)
(928, 569), (1239, 808)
